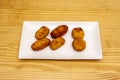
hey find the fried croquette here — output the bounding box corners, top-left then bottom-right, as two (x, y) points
(72, 27), (84, 39)
(50, 25), (68, 38)
(35, 26), (49, 40)
(50, 37), (65, 50)
(31, 38), (50, 51)
(72, 39), (86, 51)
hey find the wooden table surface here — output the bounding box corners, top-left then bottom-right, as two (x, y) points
(0, 0), (120, 80)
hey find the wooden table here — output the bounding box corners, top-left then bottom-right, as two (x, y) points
(0, 0), (120, 80)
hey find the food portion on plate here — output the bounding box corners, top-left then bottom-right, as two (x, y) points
(72, 27), (86, 51)
(50, 25), (68, 50)
(31, 25), (86, 51)
(35, 26), (49, 40)
(72, 39), (86, 51)
(50, 25), (68, 38)
(31, 38), (50, 51)
(72, 27), (84, 39)
(50, 37), (65, 50)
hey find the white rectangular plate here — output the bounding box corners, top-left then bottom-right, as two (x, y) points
(19, 21), (102, 59)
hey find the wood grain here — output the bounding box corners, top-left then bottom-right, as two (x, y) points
(0, 0), (120, 80)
